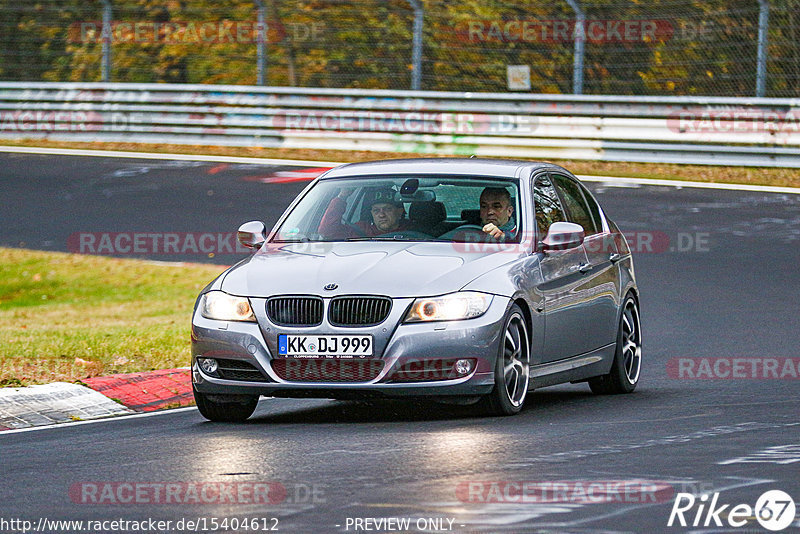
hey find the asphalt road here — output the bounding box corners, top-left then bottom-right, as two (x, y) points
(1, 152), (799, 533)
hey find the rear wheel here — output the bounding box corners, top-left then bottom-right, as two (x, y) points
(589, 295), (641, 394)
(480, 304), (530, 415)
(194, 387), (259, 422)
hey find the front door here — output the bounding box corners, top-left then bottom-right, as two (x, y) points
(533, 174), (593, 363)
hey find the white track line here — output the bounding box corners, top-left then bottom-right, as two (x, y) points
(0, 145), (341, 167)
(0, 407), (198, 436)
(578, 174), (800, 195)
(1, 145), (799, 195)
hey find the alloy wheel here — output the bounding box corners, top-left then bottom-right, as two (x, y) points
(503, 313), (530, 407)
(621, 300), (642, 385)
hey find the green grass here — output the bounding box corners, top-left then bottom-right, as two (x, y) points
(0, 247), (226, 386)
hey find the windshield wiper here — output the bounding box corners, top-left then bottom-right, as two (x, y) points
(344, 236), (424, 242)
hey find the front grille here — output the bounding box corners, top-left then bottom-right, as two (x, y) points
(329, 296), (392, 326)
(271, 358), (385, 382)
(215, 358), (269, 382)
(266, 296), (323, 326)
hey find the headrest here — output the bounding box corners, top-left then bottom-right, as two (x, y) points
(460, 209), (481, 225)
(409, 201), (446, 224)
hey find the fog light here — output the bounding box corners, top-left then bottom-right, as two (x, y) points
(199, 358), (218, 374)
(454, 359), (473, 376)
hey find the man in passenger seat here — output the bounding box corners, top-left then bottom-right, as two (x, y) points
(319, 187), (411, 238)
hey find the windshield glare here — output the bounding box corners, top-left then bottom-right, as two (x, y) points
(272, 175), (521, 243)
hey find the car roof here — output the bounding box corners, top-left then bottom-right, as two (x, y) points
(320, 158), (566, 179)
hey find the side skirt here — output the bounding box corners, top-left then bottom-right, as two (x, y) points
(529, 344), (616, 389)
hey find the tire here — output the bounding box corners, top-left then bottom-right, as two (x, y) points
(194, 387), (259, 422)
(480, 304), (531, 416)
(589, 294), (641, 394)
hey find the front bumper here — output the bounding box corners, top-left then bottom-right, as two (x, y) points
(191, 295), (511, 399)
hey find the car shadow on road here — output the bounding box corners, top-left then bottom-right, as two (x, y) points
(232, 387), (615, 425)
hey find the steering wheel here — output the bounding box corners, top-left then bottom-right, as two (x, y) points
(438, 224), (488, 240)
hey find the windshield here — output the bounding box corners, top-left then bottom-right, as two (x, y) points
(272, 175), (521, 243)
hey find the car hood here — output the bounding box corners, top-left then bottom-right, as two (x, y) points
(220, 241), (521, 298)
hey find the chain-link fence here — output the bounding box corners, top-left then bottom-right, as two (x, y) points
(1, 0), (798, 97)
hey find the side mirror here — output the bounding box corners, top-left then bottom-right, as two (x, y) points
(237, 221), (267, 249)
(540, 221), (585, 251)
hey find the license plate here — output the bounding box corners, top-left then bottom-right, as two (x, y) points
(277, 334), (373, 358)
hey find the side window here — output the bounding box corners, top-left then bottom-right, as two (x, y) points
(532, 175), (566, 240)
(577, 181), (605, 233)
(551, 174), (598, 235)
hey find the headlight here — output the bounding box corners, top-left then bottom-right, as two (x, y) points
(403, 291), (493, 322)
(200, 291), (256, 322)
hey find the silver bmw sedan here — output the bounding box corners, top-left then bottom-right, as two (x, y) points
(191, 158), (641, 421)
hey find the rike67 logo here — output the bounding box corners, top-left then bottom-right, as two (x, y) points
(668, 490), (796, 531)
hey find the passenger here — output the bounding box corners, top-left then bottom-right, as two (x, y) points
(319, 187), (411, 238)
(479, 187), (517, 239)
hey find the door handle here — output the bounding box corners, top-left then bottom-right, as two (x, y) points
(609, 253), (622, 263)
(578, 262), (592, 273)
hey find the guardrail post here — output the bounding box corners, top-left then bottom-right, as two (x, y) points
(101, 0), (112, 82)
(756, 0), (769, 97)
(565, 0), (585, 95)
(407, 0), (423, 91)
(255, 0), (267, 86)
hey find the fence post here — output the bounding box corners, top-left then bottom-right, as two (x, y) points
(255, 0), (267, 86)
(101, 0), (112, 82)
(407, 0), (423, 90)
(565, 0), (585, 95)
(756, 0), (769, 97)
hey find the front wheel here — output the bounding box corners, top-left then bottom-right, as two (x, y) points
(480, 304), (530, 415)
(194, 387), (259, 422)
(589, 295), (641, 394)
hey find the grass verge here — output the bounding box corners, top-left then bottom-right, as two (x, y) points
(0, 247), (225, 387)
(2, 139), (799, 188)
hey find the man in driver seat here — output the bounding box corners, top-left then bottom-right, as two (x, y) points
(319, 187), (411, 238)
(480, 187), (517, 239)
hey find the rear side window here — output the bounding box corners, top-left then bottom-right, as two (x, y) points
(551, 174), (598, 235)
(532, 175), (566, 239)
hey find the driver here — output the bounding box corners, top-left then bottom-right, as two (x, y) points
(479, 187), (517, 239)
(319, 187), (411, 238)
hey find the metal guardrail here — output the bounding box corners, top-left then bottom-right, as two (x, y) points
(1, 82), (799, 167)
